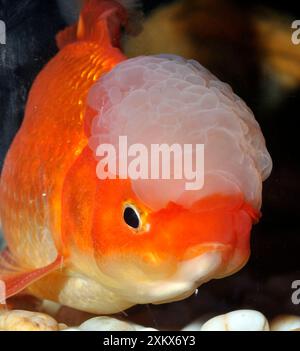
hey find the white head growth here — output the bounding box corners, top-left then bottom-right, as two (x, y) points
(87, 55), (272, 210)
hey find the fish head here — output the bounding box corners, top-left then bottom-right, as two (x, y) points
(82, 54), (272, 304)
(90, 177), (258, 304)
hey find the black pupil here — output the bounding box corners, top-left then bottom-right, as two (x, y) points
(123, 207), (140, 229)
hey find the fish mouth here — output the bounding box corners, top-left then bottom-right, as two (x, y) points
(136, 250), (224, 304)
(96, 243), (243, 305)
(180, 242), (231, 261)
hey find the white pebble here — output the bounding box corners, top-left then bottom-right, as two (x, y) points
(79, 316), (136, 331)
(63, 327), (82, 331)
(0, 310), (60, 331)
(130, 323), (158, 331)
(270, 315), (300, 331)
(134, 327), (158, 331)
(181, 321), (203, 331)
(181, 314), (213, 331)
(200, 310), (269, 331)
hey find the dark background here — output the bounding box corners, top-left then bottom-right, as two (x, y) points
(0, 0), (300, 329)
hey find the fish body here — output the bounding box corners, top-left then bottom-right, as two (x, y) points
(0, 0), (272, 314)
(0, 0), (130, 313)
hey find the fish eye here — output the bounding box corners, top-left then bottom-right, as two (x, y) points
(123, 204), (141, 230)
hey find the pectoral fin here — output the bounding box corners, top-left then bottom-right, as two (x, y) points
(0, 248), (63, 299)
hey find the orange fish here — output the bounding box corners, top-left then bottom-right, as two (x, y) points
(0, 0), (272, 314)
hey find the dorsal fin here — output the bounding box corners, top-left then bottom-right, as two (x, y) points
(56, 0), (132, 49)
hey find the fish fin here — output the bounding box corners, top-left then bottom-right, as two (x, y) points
(56, 24), (78, 49)
(0, 249), (63, 299)
(56, 0), (141, 49)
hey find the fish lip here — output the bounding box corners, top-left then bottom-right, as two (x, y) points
(97, 249), (225, 304)
(180, 242), (232, 261)
(93, 244), (244, 305)
(123, 250), (224, 304)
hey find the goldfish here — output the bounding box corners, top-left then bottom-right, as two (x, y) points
(0, 0), (272, 314)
